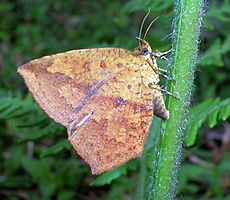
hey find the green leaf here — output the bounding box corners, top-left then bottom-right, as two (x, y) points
(201, 34), (230, 67)
(122, 0), (173, 13)
(57, 190), (75, 200)
(185, 98), (230, 147)
(0, 98), (11, 112)
(16, 114), (47, 128)
(221, 35), (230, 53)
(207, 0), (230, 23)
(21, 157), (52, 182)
(201, 39), (223, 67)
(217, 152), (230, 174)
(41, 139), (71, 157)
(21, 157), (56, 198)
(18, 122), (64, 142)
(0, 95), (37, 119)
(91, 165), (128, 187)
(178, 163), (212, 193)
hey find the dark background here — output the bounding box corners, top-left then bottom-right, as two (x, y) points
(0, 0), (230, 199)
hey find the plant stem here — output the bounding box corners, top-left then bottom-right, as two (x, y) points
(147, 0), (204, 199)
(137, 119), (161, 200)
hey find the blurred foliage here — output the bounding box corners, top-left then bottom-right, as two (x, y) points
(186, 97), (230, 147)
(0, 0), (230, 199)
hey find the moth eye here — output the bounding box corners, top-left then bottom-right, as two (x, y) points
(141, 48), (149, 56)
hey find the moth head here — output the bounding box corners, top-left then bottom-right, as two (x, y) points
(133, 11), (159, 58)
(133, 38), (152, 58)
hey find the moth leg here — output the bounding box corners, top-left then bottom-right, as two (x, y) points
(158, 68), (167, 73)
(148, 83), (180, 100)
(152, 48), (172, 60)
(160, 88), (180, 100)
(146, 59), (176, 82)
(146, 58), (168, 76)
(159, 72), (177, 82)
(146, 59), (158, 73)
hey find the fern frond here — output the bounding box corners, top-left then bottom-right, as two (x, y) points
(0, 95), (37, 119)
(0, 94), (64, 141)
(41, 139), (71, 158)
(185, 98), (230, 147)
(18, 122), (65, 142)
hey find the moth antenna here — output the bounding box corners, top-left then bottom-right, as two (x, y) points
(138, 9), (150, 45)
(136, 37), (145, 44)
(143, 16), (159, 41)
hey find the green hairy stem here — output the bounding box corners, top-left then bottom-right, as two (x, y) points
(147, 0), (205, 199)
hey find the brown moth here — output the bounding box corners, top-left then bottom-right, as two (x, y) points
(18, 14), (170, 175)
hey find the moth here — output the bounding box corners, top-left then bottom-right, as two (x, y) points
(18, 12), (171, 174)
